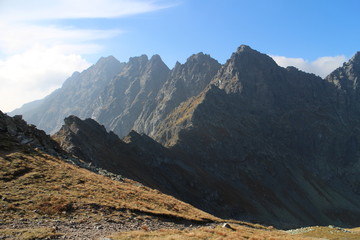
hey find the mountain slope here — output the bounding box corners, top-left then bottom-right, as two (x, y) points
(0, 111), (221, 239)
(133, 53), (221, 137)
(152, 46), (360, 227)
(52, 115), (253, 220)
(91, 54), (171, 137)
(11, 53), (221, 139)
(10, 56), (125, 134)
(1, 110), (321, 240)
(9, 45), (360, 229)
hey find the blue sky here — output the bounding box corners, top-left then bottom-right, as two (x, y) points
(0, 0), (359, 112)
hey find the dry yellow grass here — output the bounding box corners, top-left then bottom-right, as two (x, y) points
(291, 226), (360, 240)
(0, 147), (218, 223)
(155, 94), (205, 146)
(2, 147), (359, 240)
(0, 227), (62, 240)
(109, 224), (312, 240)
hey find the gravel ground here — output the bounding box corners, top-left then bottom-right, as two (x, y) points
(285, 227), (314, 235)
(0, 215), (217, 239)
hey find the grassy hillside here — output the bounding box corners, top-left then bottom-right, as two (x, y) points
(1, 131), (359, 239)
(0, 145), (218, 239)
(108, 224), (360, 240)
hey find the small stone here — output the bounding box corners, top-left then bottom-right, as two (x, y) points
(222, 223), (235, 230)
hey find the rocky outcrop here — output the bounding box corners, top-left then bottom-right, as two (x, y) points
(0, 111), (63, 155)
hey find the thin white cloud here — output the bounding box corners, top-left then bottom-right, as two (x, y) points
(0, 22), (121, 54)
(0, 0), (173, 21)
(0, 45), (91, 112)
(271, 55), (346, 78)
(0, 0), (174, 112)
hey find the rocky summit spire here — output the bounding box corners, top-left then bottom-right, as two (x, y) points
(350, 51), (360, 63)
(235, 44), (252, 53)
(326, 51), (360, 91)
(212, 44), (278, 94)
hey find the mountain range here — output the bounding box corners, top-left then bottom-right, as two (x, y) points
(11, 45), (360, 228)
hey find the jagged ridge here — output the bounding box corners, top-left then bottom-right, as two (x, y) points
(9, 45), (360, 228)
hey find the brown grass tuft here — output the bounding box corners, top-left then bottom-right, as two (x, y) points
(0, 227), (62, 240)
(34, 196), (74, 215)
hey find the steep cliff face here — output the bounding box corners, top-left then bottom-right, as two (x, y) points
(324, 51), (360, 194)
(154, 45), (360, 227)
(134, 53), (221, 137)
(326, 52), (360, 92)
(11, 56), (124, 134)
(12, 52), (221, 139)
(91, 54), (171, 137)
(325, 52), (360, 115)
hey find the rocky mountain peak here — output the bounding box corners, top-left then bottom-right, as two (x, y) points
(123, 129), (156, 145)
(128, 54), (149, 66)
(116, 55), (151, 80)
(95, 55), (120, 66)
(149, 54), (162, 62)
(339, 51), (360, 71)
(53, 116), (121, 165)
(325, 51), (360, 92)
(350, 51), (360, 64)
(171, 52), (220, 79)
(235, 44), (252, 53)
(64, 115), (82, 126)
(230, 44), (277, 67)
(146, 54), (169, 73)
(131, 52), (220, 137)
(212, 45), (278, 94)
(186, 52), (210, 62)
(62, 115), (111, 138)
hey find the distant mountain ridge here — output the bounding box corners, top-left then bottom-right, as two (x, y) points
(12, 52), (220, 137)
(10, 45), (360, 228)
(11, 56), (125, 134)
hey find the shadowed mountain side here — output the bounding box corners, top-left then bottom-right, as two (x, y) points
(52, 115), (251, 217)
(152, 46), (360, 227)
(0, 111), (223, 239)
(53, 113), (360, 229)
